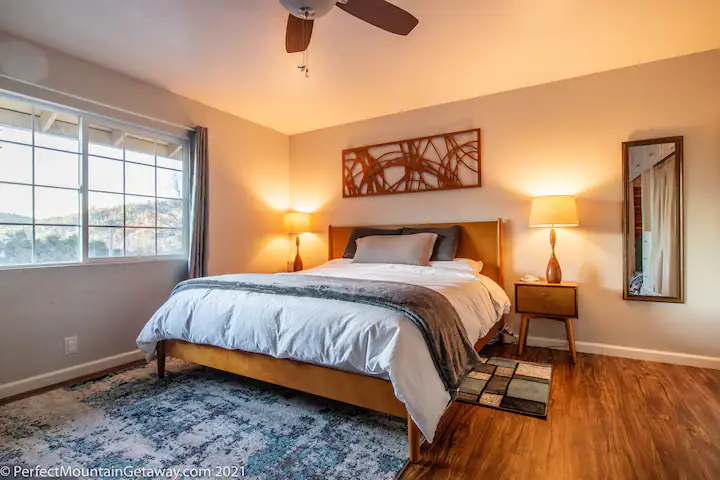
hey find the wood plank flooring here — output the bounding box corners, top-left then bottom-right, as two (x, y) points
(401, 345), (720, 480)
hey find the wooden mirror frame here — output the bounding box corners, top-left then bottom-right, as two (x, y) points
(622, 136), (684, 303)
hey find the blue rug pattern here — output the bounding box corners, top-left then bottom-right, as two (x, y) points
(0, 361), (408, 479)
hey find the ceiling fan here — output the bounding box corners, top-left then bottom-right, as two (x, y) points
(280, 0), (419, 54)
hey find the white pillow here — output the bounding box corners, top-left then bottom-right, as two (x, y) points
(353, 233), (438, 266)
(429, 258), (484, 272)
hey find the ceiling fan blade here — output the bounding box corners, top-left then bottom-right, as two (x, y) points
(286, 14), (314, 53)
(336, 0), (418, 36)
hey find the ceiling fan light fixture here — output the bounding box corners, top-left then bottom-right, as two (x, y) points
(281, 0), (419, 77)
(279, 0), (336, 19)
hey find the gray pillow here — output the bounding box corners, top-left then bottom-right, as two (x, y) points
(342, 227), (403, 258)
(352, 233), (438, 266)
(402, 225), (461, 261)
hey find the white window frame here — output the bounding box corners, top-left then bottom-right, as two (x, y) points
(0, 91), (191, 270)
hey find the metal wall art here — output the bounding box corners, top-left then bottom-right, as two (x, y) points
(342, 128), (481, 198)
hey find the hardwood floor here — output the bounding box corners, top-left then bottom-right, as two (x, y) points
(0, 360), (144, 406)
(401, 345), (720, 480)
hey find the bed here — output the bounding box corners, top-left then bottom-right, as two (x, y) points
(137, 220), (509, 463)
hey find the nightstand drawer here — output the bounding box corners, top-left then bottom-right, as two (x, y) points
(515, 285), (577, 317)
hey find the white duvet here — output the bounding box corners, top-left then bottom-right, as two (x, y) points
(136, 260), (510, 442)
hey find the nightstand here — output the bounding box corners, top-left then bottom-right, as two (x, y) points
(514, 281), (579, 363)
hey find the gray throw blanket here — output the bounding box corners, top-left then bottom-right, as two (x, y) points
(172, 274), (480, 392)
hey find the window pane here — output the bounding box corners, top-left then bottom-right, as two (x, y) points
(125, 195), (155, 227)
(89, 192), (123, 226)
(0, 98), (32, 144)
(125, 135), (155, 165)
(35, 148), (79, 188)
(126, 228), (155, 256)
(0, 183), (32, 223)
(158, 229), (182, 255)
(0, 225), (32, 265)
(89, 227), (124, 258)
(34, 108), (79, 152)
(34, 226), (79, 263)
(157, 156), (183, 170)
(89, 156), (123, 193)
(157, 199), (183, 228)
(156, 143), (182, 170)
(0, 142), (32, 184)
(125, 163), (155, 196)
(35, 187), (79, 225)
(157, 168), (182, 199)
(88, 125), (123, 159)
(158, 157), (182, 171)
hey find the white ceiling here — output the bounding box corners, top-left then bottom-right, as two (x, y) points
(0, 0), (718, 135)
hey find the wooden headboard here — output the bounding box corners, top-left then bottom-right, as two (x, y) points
(328, 220), (504, 288)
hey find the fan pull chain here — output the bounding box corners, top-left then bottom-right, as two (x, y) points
(296, 11), (310, 78)
(297, 50), (309, 78)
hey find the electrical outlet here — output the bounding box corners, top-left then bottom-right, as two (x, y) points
(64, 335), (78, 355)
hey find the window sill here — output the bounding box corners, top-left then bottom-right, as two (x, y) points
(0, 255), (186, 273)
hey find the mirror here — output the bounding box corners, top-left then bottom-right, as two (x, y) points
(623, 137), (683, 302)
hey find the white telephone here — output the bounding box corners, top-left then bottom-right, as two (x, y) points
(520, 274), (541, 283)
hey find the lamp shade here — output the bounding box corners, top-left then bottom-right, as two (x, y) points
(284, 212), (311, 233)
(529, 195), (579, 227)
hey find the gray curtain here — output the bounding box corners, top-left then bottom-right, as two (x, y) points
(188, 126), (209, 278)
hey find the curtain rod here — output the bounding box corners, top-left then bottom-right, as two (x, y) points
(0, 73), (195, 133)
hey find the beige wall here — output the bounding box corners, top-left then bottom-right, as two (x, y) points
(0, 32), (290, 386)
(290, 51), (720, 359)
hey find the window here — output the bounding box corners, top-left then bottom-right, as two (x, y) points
(0, 94), (189, 268)
(87, 124), (185, 258)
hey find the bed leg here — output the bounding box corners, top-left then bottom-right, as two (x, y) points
(497, 318), (506, 345)
(156, 340), (166, 379)
(408, 413), (421, 463)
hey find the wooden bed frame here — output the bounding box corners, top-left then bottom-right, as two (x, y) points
(157, 220), (505, 463)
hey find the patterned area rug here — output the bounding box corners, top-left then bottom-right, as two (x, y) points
(0, 361), (408, 479)
(457, 356), (552, 417)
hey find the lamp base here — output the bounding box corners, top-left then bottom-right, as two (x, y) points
(293, 234), (303, 272)
(293, 254), (303, 272)
(546, 254), (562, 284)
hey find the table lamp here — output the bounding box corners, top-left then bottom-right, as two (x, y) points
(529, 195), (579, 283)
(284, 212), (311, 272)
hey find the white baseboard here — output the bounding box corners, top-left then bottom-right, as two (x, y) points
(526, 336), (720, 370)
(0, 349), (145, 400)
